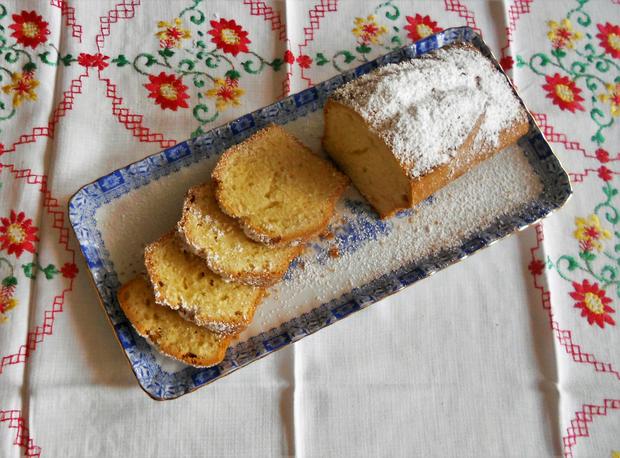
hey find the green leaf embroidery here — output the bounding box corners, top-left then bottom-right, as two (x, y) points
(356, 44), (372, 54)
(551, 48), (566, 59)
(158, 48), (174, 58)
(241, 60), (259, 74)
(579, 251), (596, 262)
(515, 55), (526, 68)
(22, 263), (35, 279)
(270, 57), (284, 71)
(60, 54), (74, 66)
(21, 261), (59, 280)
(225, 69), (241, 80)
(178, 58), (195, 71)
(391, 35), (402, 47)
(42, 264), (59, 280)
(315, 53), (328, 66)
(591, 131), (605, 144)
(112, 55), (129, 67)
(144, 54), (157, 67)
(564, 256), (579, 271)
(23, 62), (37, 73)
(342, 51), (356, 64)
(205, 56), (218, 68)
(1, 276), (17, 287)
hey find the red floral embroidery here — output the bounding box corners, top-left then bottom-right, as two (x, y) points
(500, 56), (514, 71)
(598, 165), (613, 181)
(9, 10), (50, 49)
(570, 279), (615, 328)
(284, 50), (294, 64)
(208, 18), (250, 56)
(596, 22), (620, 59)
(528, 258), (545, 276)
(404, 14), (443, 42)
(596, 148), (611, 163)
(542, 73), (585, 113)
(296, 54), (312, 68)
(0, 211), (38, 258)
(144, 72), (190, 111)
(60, 262), (78, 279)
(77, 53), (110, 71)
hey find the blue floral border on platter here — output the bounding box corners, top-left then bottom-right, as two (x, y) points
(68, 27), (572, 400)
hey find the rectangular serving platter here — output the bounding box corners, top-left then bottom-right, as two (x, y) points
(68, 27), (571, 400)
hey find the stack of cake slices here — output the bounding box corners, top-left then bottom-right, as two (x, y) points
(118, 124), (349, 367)
(116, 43), (529, 368)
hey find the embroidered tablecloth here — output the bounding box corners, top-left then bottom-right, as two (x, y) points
(0, 1), (618, 456)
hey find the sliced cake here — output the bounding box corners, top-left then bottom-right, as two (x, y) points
(117, 277), (231, 367)
(144, 232), (265, 335)
(178, 182), (304, 287)
(323, 43), (530, 218)
(212, 124), (349, 245)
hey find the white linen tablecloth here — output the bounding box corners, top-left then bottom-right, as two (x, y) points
(0, 1), (619, 456)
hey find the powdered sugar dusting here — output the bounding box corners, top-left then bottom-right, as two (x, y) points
(232, 140), (543, 342)
(331, 44), (527, 177)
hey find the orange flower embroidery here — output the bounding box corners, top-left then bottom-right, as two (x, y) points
(205, 77), (244, 110)
(352, 15), (387, 44)
(2, 72), (39, 108)
(156, 18), (191, 49)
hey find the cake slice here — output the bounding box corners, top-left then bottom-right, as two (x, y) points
(117, 277), (231, 367)
(178, 182), (304, 286)
(323, 43), (530, 218)
(212, 124), (349, 245)
(144, 232), (265, 335)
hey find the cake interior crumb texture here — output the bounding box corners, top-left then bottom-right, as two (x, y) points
(117, 277), (231, 368)
(179, 182), (304, 286)
(213, 124), (349, 245)
(144, 232), (264, 334)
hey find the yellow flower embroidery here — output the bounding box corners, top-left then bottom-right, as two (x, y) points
(1, 72), (38, 108)
(352, 15), (388, 44)
(598, 83), (620, 117)
(0, 298), (17, 324)
(156, 18), (191, 48)
(611, 451), (620, 458)
(205, 77), (244, 110)
(574, 214), (612, 252)
(547, 19), (583, 49)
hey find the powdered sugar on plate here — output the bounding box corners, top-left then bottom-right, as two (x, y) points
(232, 109), (543, 338)
(331, 44), (527, 178)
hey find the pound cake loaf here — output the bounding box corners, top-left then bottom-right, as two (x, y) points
(117, 277), (231, 367)
(178, 182), (304, 286)
(144, 232), (266, 335)
(212, 124), (349, 245)
(323, 43), (530, 218)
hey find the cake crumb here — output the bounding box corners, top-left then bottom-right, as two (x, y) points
(328, 246), (340, 258)
(320, 230), (335, 240)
